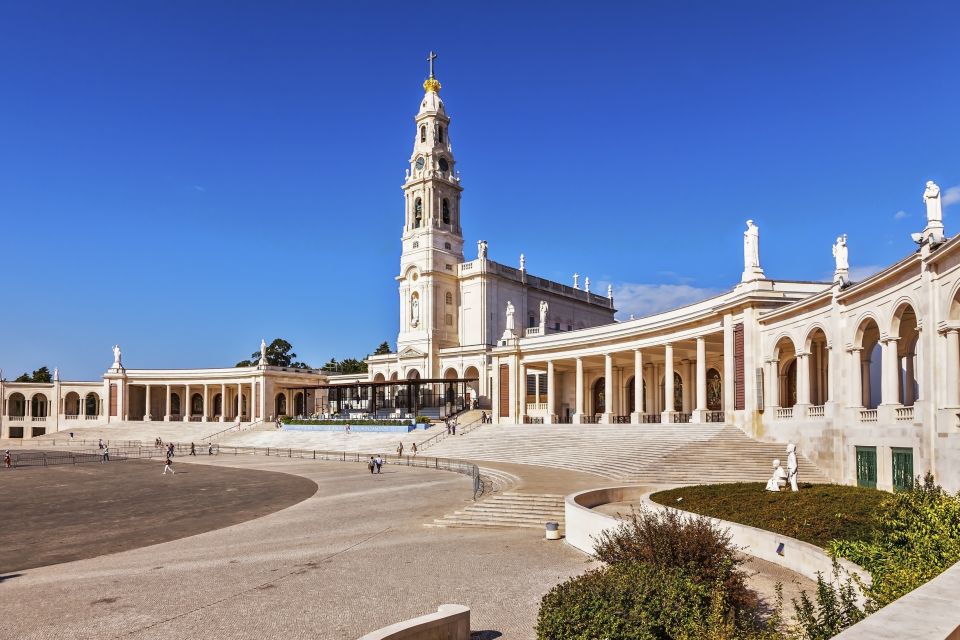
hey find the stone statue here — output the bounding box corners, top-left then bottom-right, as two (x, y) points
(259, 339), (267, 364)
(573, 273), (580, 290)
(505, 301), (515, 333)
(53, 367), (59, 382)
(741, 220), (765, 282)
(112, 344), (122, 368)
(539, 300), (548, 326)
(584, 277), (591, 293)
(520, 253), (526, 271)
(924, 181), (942, 224)
(477, 239), (488, 259)
(410, 295), (420, 328)
(832, 234), (849, 271)
(786, 443), (799, 492)
(765, 458), (788, 492)
(607, 284), (613, 299)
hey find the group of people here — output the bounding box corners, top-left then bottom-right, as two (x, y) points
(367, 455), (385, 474)
(445, 418), (458, 435)
(396, 441), (418, 457)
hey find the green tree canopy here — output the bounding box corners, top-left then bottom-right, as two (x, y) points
(373, 341), (392, 355)
(14, 366), (52, 383)
(236, 339), (311, 368)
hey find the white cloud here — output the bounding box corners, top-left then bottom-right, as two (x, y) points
(848, 265), (884, 282)
(611, 282), (721, 320)
(943, 185), (960, 207)
(194, 185), (206, 192)
(893, 210), (909, 220)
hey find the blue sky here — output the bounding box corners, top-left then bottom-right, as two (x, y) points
(2, 1), (958, 380)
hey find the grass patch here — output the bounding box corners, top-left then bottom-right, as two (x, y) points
(650, 483), (885, 548)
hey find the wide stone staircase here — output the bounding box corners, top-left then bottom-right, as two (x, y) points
(429, 492), (565, 530)
(426, 423), (831, 485)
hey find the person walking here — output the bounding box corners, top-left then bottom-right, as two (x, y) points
(367, 456), (375, 474)
(375, 455), (383, 474)
(452, 420), (457, 436)
(103, 446), (110, 463)
(397, 442), (404, 458)
(345, 423), (351, 435)
(208, 442), (214, 456)
(162, 454), (175, 475)
(98, 438), (104, 450)
(3, 450), (11, 469)
(411, 442), (418, 456)
(190, 442), (196, 456)
(481, 411), (487, 424)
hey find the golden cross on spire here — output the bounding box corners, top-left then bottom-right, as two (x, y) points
(423, 51), (441, 94)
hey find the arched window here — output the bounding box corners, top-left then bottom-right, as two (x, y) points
(438, 126), (444, 144)
(420, 125), (426, 142)
(445, 291), (453, 305)
(414, 198), (422, 228)
(442, 198), (450, 224)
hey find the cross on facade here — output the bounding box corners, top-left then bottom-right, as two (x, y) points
(427, 51), (437, 78)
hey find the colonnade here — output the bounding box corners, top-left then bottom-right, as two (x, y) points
(132, 380), (258, 422)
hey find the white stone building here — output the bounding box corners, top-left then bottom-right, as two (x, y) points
(3, 61), (960, 494)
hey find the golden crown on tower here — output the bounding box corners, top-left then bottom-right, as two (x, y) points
(423, 77), (442, 93)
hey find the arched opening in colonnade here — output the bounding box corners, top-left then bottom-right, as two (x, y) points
(294, 392), (304, 416)
(85, 392), (100, 417)
(8, 393), (25, 417)
(443, 368), (458, 407)
(855, 318), (882, 408)
(591, 378), (605, 415)
(706, 368), (722, 410)
(275, 393), (287, 416)
(659, 373), (683, 411)
(805, 328), (830, 406)
(64, 392), (81, 416)
(170, 393), (181, 417)
(31, 393), (48, 418)
(234, 394), (247, 418)
(213, 393), (223, 418)
(463, 366), (480, 407)
(192, 393), (204, 416)
(774, 337), (797, 408)
(892, 304), (920, 406)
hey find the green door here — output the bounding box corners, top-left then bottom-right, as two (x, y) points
(856, 446), (877, 489)
(892, 448), (914, 492)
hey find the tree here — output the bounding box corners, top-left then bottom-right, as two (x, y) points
(373, 341), (392, 355)
(14, 367), (52, 383)
(235, 339), (310, 368)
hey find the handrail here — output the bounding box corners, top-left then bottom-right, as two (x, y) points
(418, 417), (483, 451)
(200, 420), (263, 442)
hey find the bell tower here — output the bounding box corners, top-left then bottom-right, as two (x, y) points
(396, 52), (464, 376)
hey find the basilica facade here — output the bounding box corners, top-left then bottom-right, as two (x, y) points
(3, 64), (960, 493)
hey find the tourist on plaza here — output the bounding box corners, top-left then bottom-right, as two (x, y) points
(4, 450), (11, 468)
(368, 456), (375, 474)
(162, 455), (175, 475)
(452, 420), (457, 435)
(411, 442), (418, 456)
(208, 443), (214, 456)
(102, 446), (110, 463)
(98, 438), (104, 450)
(375, 455), (384, 473)
(345, 423), (351, 435)
(275, 417), (281, 429)
(481, 411), (487, 424)
(445, 419), (451, 435)
(397, 442), (404, 457)
(190, 442), (196, 456)
(69, 432), (74, 440)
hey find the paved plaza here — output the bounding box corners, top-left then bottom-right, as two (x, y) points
(0, 455), (599, 639)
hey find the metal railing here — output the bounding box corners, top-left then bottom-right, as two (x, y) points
(612, 415), (631, 424)
(642, 413), (661, 424)
(200, 420), (263, 442)
(705, 411), (725, 423)
(418, 417), (483, 451)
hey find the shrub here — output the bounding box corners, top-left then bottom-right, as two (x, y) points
(536, 561), (779, 640)
(788, 560), (865, 639)
(414, 415), (432, 424)
(828, 473), (960, 609)
(592, 507), (759, 619)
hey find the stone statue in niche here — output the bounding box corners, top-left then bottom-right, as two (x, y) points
(539, 300), (549, 326)
(765, 458), (788, 491)
(787, 442), (799, 492)
(924, 180), (942, 224)
(410, 295), (420, 328)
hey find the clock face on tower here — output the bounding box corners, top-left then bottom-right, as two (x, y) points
(415, 156), (425, 171)
(438, 157), (449, 172)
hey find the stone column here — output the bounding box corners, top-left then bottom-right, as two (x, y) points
(631, 349), (643, 424)
(722, 315), (735, 416)
(237, 382), (243, 420)
(546, 360), (556, 424)
(861, 358), (872, 407)
(681, 359), (693, 412)
(904, 353), (915, 406)
(574, 357), (584, 424)
(202, 384), (209, 422)
(602, 354), (613, 423)
(766, 360), (778, 409)
(946, 330), (960, 407)
(795, 352), (811, 417)
(184, 384), (191, 421)
(693, 337), (707, 422)
(145, 385), (152, 421)
(881, 338), (900, 408)
(164, 385), (171, 421)
(518, 362), (527, 423)
(662, 344), (675, 423)
(221, 383), (227, 422)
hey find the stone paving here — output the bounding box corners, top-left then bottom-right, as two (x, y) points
(0, 455), (597, 639)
